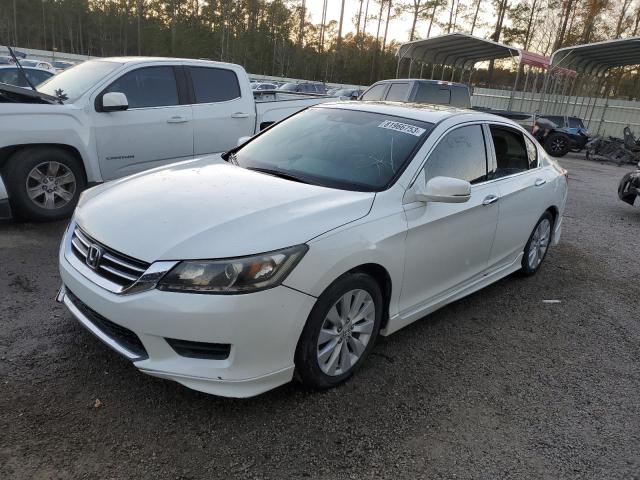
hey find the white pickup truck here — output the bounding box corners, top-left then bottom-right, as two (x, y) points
(0, 57), (331, 221)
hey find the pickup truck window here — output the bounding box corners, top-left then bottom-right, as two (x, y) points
(190, 67), (241, 103)
(386, 83), (409, 101)
(38, 59), (121, 102)
(414, 83), (451, 104)
(424, 125), (488, 184)
(105, 66), (179, 109)
(361, 84), (386, 101)
(234, 107), (433, 191)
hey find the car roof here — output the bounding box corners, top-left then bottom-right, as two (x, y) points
(315, 101), (523, 127)
(97, 56), (244, 70)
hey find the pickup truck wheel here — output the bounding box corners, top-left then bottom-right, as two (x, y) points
(544, 133), (571, 157)
(4, 147), (86, 222)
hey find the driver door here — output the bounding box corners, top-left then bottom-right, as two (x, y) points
(94, 65), (194, 181)
(400, 124), (500, 313)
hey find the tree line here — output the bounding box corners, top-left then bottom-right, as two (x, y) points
(0, 0), (639, 95)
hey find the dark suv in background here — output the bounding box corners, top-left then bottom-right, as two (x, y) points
(359, 79), (472, 108)
(279, 82), (327, 94)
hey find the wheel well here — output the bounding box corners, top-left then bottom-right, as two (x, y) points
(0, 144), (87, 183)
(546, 206), (558, 224)
(347, 263), (392, 329)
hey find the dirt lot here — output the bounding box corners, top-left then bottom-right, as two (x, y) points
(1, 154), (639, 480)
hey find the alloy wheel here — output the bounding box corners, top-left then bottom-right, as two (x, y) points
(25, 161), (76, 210)
(528, 218), (551, 270)
(551, 137), (567, 153)
(316, 289), (375, 376)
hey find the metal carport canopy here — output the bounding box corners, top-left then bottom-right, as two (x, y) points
(550, 37), (640, 75)
(396, 32), (520, 70)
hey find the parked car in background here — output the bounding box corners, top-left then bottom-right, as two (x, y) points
(279, 82), (327, 94)
(252, 82), (278, 91)
(19, 59), (56, 72)
(56, 101), (567, 397)
(539, 115), (590, 151)
(618, 160), (640, 207)
(331, 88), (364, 100)
(51, 60), (76, 73)
(0, 56), (16, 65)
(0, 57), (333, 221)
(360, 79), (472, 108)
(0, 66), (54, 87)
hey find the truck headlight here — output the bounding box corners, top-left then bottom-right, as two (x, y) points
(156, 244), (308, 294)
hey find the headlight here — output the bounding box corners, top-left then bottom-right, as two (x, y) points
(156, 244), (308, 294)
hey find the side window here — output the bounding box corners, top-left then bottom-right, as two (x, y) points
(524, 136), (538, 169)
(105, 66), (179, 109)
(414, 83), (450, 104)
(190, 67), (241, 103)
(424, 125), (488, 184)
(361, 84), (387, 101)
(386, 83), (409, 101)
(489, 125), (530, 178)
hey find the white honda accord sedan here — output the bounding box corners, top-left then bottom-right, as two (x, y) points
(57, 102), (567, 397)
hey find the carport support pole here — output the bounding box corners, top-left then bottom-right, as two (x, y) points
(586, 77), (606, 130)
(450, 67), (456, 82)
(408, 59), (413, 78)
(563, 76), (577, 115)
(537, 70), (551, 114)
(430, 63), (436, 79)
(518, 66), (531, 112)
(507, 57), (523, 111)
(420, 62), (424, 78)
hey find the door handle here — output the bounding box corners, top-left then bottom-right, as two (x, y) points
(482, 195), (499, 205)
(231, 112), (250, 119)
(535, 178), (547, 186)
(167, 116), (189, 123)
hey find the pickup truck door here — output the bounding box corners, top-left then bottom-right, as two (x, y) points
(94, 65), (194, 181)
(186, 66), (256, 155)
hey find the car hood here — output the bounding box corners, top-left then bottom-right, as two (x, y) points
(75, 157), (375, 262)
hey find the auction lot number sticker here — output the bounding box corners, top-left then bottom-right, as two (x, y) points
(378, 120), (426, 137)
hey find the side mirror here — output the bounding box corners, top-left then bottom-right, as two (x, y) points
(101, 92), (128, 112)
(416, 176), (471, 203)
(237, 136), (252, 146)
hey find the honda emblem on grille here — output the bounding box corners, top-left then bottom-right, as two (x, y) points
(86, 244), (103, 270)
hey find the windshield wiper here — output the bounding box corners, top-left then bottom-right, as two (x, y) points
(246, 167), (313, 185)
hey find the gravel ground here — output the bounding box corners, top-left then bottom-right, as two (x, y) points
(1, 154), (639, 480)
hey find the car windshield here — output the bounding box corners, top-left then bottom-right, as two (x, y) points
(38, 59), (121, 101)
(20, 60), (37, 67)
(234, 107), (433, 191)
(279, 83), (298, 91)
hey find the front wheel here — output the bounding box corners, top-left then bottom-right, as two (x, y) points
(544, 132), (571, 157)
(3, 146), (86, 222)
(295, 273), (383, 390)
(520, 212), (554, 276)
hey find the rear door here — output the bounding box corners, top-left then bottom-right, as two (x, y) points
(94, 65), (194, 180)
(486, 124), (549, 268)
(188, 65), (256, 156)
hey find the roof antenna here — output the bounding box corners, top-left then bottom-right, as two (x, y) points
(5, 43), (38, 92)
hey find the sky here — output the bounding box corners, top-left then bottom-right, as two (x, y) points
(304, 0), (473, 45)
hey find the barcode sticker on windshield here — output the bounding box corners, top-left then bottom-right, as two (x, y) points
(378, 120), (426, 137)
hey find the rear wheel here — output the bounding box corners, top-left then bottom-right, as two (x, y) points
(544, 132), (571, 157)
(295, 273), (383, 390)
(4, 147), (86, 222)
(520, 212), (554, 276)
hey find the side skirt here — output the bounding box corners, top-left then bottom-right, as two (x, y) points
(381, 253), (523, 336)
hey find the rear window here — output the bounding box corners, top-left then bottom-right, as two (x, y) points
(414, 83), (451, 104)
(568, 117), (585, 129)
(190, 67), (240, 103)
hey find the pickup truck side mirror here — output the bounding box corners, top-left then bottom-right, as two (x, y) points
(101, 92), (129, 112)
(415, 176), (471, 203)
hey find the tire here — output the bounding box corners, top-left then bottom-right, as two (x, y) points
(3, 146), (86, 222)
(618, 172), (638, 205)
(295, 273), (383, 390)
(544, 132), (571, 157)
(520, 211), (554, 276)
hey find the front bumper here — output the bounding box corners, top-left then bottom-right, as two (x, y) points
(58, 246), (316, 397)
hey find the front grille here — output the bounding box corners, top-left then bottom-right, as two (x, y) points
(66, 289), (148, 359)
(165, 338), (231, 360)
(70, 227), (149, 290)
